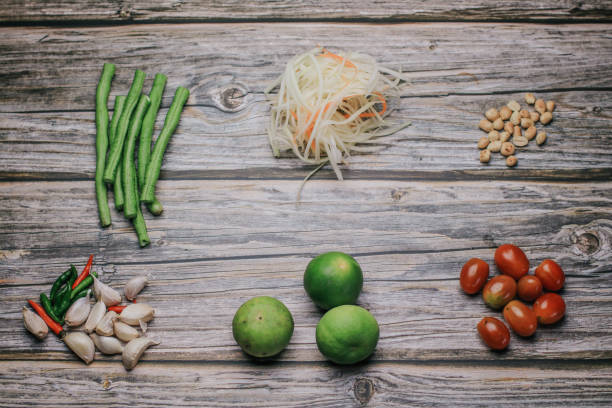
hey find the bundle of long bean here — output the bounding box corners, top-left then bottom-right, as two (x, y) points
(93, 63), (189, 247)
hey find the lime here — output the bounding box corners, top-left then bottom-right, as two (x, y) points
(232, 296), (294, 358)
(304, 252), (363, 310)
(316, 305), (379, 365)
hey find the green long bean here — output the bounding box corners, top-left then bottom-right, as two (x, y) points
(109, 95), (127, 211)
(95, 63), (116, 227)
(103, 69), (146, 184)
(140, 86), (190, 203)
(139, 74), (167, 215)
(122, 94), (151, 219)
(131, 169), (150, 247)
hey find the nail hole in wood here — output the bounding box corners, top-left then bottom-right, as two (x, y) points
(354, 377), (374, 405)
(574, 232), (600, 255)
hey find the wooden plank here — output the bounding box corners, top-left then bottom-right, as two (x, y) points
(1, 179), (610, 362)
(2, 0), (611, 23)
(1, 90), (610, 178)
(0, 360), (611, 407)
(2, 23), (611, 113)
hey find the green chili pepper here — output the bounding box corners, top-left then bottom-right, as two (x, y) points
(40, 293), (64, 325)
(71, 288), (90, 303)
(68, 264), (78, 286)
(50, 268), (72, 304)
(71, 270), (97, 300)
(55, 282), (74, 317)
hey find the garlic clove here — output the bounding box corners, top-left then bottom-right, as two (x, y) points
(122, 337), (160, 370)
(93, 276), (122, 306)
(65, 297), (91, 327)
(23, 306), (48, 340)
(84, 300), (106, 333)
(90, 333), (123, 355)
(124, 276), (148, 301)
(95, 311), (118, 336)
(114, 321), (140, 342)
(64, 332), (95, 364)
(119, 303), (155, 326)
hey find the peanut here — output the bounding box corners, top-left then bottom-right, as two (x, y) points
(519, 109), (530, 118)
(488, 140), (502, 152)
(504, 121), (514, 134)
(485, 108), (500, 121)
(480, 149), (491, 163)
(506, 155), (518, 167)
(535, 99), (546, 114)
(499, 131), (511, 142)
(492, 117), (504, 130)
(525, 93), (535, 105)
(513, 135), (529, 147)
(479, 118), (493, 132)
(520, 117), (534, 129)
(478, 136), (490, 149)
(536, 131), (547, 145)
(488, 130), (500, 142)
(500, 142), (515, 156)
(499, 106), (512, 120)
(507, 100), (521, 112)
(546, 100), (555, 112)
(513, 125), (522, 138)
(510, 111), (520, 126)
(525, 126), (537, 140)
(540, 111), (553, 125)
(530, 111), (540, 123)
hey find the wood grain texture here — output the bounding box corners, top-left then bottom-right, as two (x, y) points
(1, 0), (611, 23)
(0, 23), (611, 177)
(1, 360), (611, 407)
(1, 179), (610, 362)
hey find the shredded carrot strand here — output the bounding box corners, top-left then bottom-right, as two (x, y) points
(319, 49), (356, 69)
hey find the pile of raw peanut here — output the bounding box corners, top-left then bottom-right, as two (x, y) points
(477, 93), (555, 167)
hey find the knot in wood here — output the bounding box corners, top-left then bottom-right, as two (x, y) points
(217, 85), (248, 112)
(353, 377), (375, 405)
(574, 232), (600, 255)
(428, 41), (437, 50)
(592, 106), (603, 114)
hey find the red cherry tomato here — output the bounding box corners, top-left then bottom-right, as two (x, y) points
(482, 275), (517, 309)
(535, 259), (565, 291)
(517, 275), (543, 302)
(503, 300), (537, 337)
(494, 244), (529, 280)
(477, 317), (510, 351)
(533, 293), (566, 324)
(460, 258), (490, 295)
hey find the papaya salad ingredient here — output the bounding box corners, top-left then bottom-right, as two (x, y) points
(265, 47), (410, 181)
(458, 244), (569, 351)
(22, 263), (158, 369)
(477, 93), (556, 166)
(93, 63), (189, 246)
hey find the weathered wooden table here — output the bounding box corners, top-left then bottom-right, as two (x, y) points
(1, 1), (611, 406)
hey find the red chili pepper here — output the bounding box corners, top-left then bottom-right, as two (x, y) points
(72, 254), (93, 290)
(108, 305), (126, 313)
(27, 299), (65, 338)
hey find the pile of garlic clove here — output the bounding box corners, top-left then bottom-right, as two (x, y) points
(60, 275), (159, 370)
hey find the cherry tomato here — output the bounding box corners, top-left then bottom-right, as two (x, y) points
(535, 259), (565, 291)
(533, 293), (566, 324)
(517, 275), (543, 302)
(494, 244), (529, 280)
(460, 258), (490, 295)
(477, 317), (510, 351)
(503, 300), (537, 337)
(482, 275), (517, 309)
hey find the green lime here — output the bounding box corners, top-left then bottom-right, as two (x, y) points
(232, 296), (294, 358)
(304, 251), (363, 310)
(316, 305), (379, 365)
